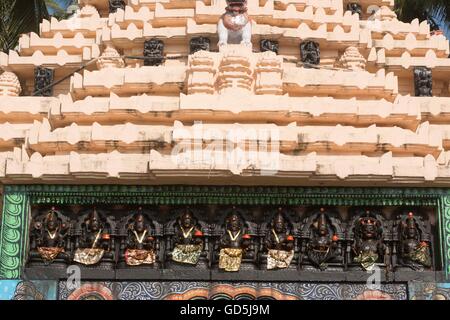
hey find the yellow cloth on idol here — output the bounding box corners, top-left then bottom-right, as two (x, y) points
(38, 247), (64, 262)
(125, 249), (156, 266)
(172, 244), (202, 265)
(74, 248), (105, 265)
(267, 249), (294, 270)
(219, 248), (243, 272)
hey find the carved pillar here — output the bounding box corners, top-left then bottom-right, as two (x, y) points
(143, 39), (164, 66)
(346, 3), (362, 16)
(187, 51), (216, 95)
(438, 196), (450, 281)
(217, 46), (253, 94)
(190, 37), (211, 54)
(260, 39), (279, 54)
(414, 67), (432, 97)
(0, 190), (31, 279)
(255, 51), (283, 95)
(300, 41), (320, 68)
(109, 0), (125, 13)
(34, 67), (54, 97)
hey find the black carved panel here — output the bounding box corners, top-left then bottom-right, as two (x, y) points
(143, 38), (164, 66)
(300, 41), (320, 67)
(414, 67), (432, 97)
(346, 3), (362, 16)
(260, 39), (279, 54)
(190, 37), (210, 54)
(34, 67), (54, 97)
(109, 0), (126, 14)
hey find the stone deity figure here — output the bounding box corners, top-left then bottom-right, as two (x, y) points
(264, 210), (295, 270)
(74, 209), (113, 266)
(306, 210), (340, 270)
(29, 208), (70, 264)
(171, 210), (204, 265)
(352, 212), (387, 271)
(218, 0), (252, 47)
(398, 212), (432, 270)
(124, 213), (156, 266)
(218, 212), (251, 272)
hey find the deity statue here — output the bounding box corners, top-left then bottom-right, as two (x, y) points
(143, 38), (164, 66)
(414, 67), (432, 97)
(397, 211), (432, 270)
(218, 211), (252, 272)
(300, 41), (320, 67)
(123, 212), (156, 266)
(29, 208), (70, 264)
(351, 210), (388, 271)
(74, 209), (114, 266)
(171, 210), (204, 265)
(218, 0), (252, 47)
(304, 208), (341, 270)
(264, 209), (295, 270)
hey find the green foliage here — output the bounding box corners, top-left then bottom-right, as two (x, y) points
(395, 0), (450, 31)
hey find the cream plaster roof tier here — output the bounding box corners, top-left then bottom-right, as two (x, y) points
(18, 32), (98, 56)
(52, 94), (421, 130)
(3, 149), (444, 183)
(283, 67), (398, 100)
(0, 123), (33, 149)
(69, 65), (187, 98)
(361, 19), (430, 40)
(420, 97), (450, 124)
(0, 97), (59, 123)
(40, 15), (107, 38)
(108, 6), (155, 28)
(0, 49), (100, 77)
(372, 34), (449, 58)
(25, 119), (442, 158)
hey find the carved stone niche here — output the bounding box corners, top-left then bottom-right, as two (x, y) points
(300, 41), (320, 67)
(117, 208), (163, 269)
(212, 207), (258, 272)
(260, 39), (279, 54)
(346, 3), (362, 17)
(109, 0), (125, 14)
(414, 67), (432, 97)
(28, 207), (71, 267)
(259, 208), (297, 271)
(72, 208), (117, 269)
(393, 208), (433, 271)
(190, 37), (211, 54)
(34, 67), (54, 97)
(143, 38), (164, 66)
(347, 207), (392, 272)
(164, 207), (210, 270)
(298, 207), (344, 271)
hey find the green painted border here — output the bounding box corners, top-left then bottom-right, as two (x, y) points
(0, 193), (30, 279)
(1, 184), (450, 280)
